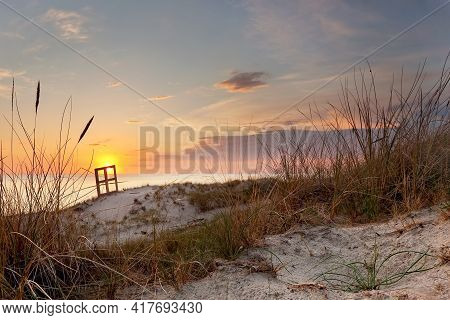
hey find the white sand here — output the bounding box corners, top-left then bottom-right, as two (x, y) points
(160, 206), (449, 300)
(75, 184), (449, 299)
(76, 183), (223, 242)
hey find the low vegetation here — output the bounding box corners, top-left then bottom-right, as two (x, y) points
(188, 179), (273, 212)
(315, 246), (438, 292)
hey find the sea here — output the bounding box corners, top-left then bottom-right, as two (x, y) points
(78, 172), (256, 201)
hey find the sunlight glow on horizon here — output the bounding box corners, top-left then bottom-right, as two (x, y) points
(94, 154), (121, 173)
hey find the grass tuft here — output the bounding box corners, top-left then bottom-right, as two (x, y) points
(314, 246), (439, 292)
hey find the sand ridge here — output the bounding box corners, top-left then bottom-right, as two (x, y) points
(75, 183), (449, 299)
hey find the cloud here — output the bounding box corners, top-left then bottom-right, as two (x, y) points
(0, 32), (24, 40)
(43, 9), (89, 41)
(23, 44), (47, 55)
(0, 69), (14, 79)
(126, 119), (144, 124)
(242, 0), (380, 64)
(196, 98), (237, 113)
(0, 68), (26, 79)
(216, 72), (268, 93)
(276, 73), (301, 81)
(107, 81), (122, 88)
(319, 16), (358, 37)
(150, 95), (174, 101)
(88, 138), (111, 147)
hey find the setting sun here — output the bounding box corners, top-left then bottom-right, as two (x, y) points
(94, 154), (121, 173)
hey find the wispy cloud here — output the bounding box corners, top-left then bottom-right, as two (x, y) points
(276, 73), (301, 81)
(243, 0), (380, 64)
(43, 9), (89, 41)
(0, 31), (24, 40)
(149, 95), (174, 101)
(88, 138), (111, 147)
(0, 68), (25, 79)
(126, 119), (144, 125)
(0, 69), (14, 79)
(107, 81), (122, 88)
(216, 72), (268, 93)
(23, 44), (47, 55)
(318, 16), (358, 37)
(196, 98), (237, 114)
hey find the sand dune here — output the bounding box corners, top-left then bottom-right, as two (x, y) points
(76, 183), (224, 242)
(75, 183), (449, 300)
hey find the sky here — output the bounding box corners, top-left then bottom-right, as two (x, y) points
(0, 0), (449, 173)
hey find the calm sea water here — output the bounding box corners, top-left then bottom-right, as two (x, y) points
(79, 172), (256, 200)
(1, 173), (258, 208)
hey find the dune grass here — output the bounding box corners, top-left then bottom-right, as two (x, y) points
(314, 246), (439, 292)
(0, 82), (97, 299)
(267, 59), (449, 222)
(0, 57), (449, 299)
(188, 179), (273, 212)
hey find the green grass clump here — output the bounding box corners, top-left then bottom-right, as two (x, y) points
(188, 179), (275, 212)
(315, 246), (438, 292)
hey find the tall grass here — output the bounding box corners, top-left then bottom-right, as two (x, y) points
(0, 82), (96, 299)
(268, 58), (449, 221)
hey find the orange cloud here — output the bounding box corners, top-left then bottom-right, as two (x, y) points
(150, 95), (174, 101)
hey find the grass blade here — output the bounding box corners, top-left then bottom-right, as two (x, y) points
(78, 116), (94, 143)
(35, 81), (40, 114)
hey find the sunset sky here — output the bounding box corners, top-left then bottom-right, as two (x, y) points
(0, 0), (449, 173)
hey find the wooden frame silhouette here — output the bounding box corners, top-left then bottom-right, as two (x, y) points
(94, 165), (119, 196)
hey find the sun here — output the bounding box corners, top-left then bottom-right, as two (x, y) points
(95, 154), (121, 174)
